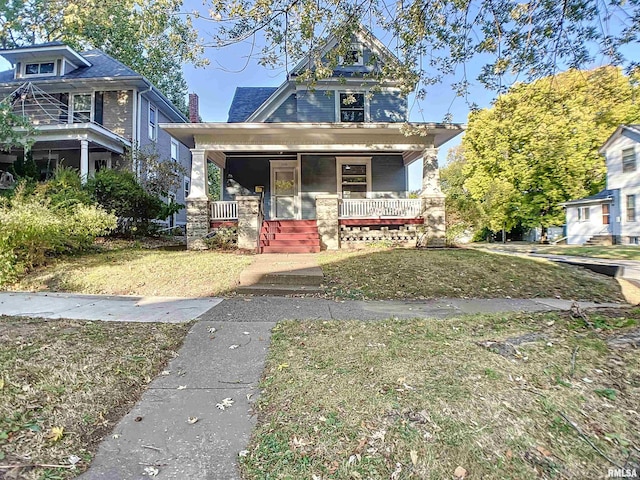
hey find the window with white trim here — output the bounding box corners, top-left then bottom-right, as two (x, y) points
(170, 138), (179, 162)
(337, 157), (371, 199)
(184, 176), (190, 197)
(71, 93), (92, 123)
(627, 195), (636, 222)
(339, 93), (365, 122)
(622, 148), (636, 173)
(148, 104), (157, 141)
(340, 44), (364, 66)
(577, 206), (590, 222)
(25, 62), (55, 76)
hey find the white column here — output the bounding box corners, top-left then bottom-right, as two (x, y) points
(188, 148), (209, 199)
(421, 147), (441, 196)
(80, 140), (89, 183)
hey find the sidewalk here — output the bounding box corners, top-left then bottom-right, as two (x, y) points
(73, 295), (625, 480)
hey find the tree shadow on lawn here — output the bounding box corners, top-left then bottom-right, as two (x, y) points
(317, 247), (625, 302)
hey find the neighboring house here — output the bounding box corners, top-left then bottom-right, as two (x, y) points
(0, 41), (193, 228)
(563, 124), (640, 245)
(163, 25), (464, 251)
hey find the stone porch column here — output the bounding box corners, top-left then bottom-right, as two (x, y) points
(421, 147), (446, 246)
(237, 196), (261, 251)
(186, 148), (210, 250)
(316, 195), (340, 250)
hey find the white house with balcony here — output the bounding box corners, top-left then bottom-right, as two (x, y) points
(563, 124), (640, 245)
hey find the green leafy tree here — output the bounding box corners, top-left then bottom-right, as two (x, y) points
(0, 0), (204, 112)
(0, 102), (34, 151)
(197, 0), (639, 103)
(462, 66), (640, 236)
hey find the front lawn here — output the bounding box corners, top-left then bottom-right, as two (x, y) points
(242, 309), (640, 479)
(319, 249), (624, 302)
(7, 247), (253, 297)
(540, 245), (640, 261)
(0, 316), (190, 479)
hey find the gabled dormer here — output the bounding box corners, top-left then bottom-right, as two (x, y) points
(229, 25), (408, 124)
(0, 41), (92, 80)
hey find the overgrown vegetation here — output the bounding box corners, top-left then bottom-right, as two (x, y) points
(0, 316), (190, 479)
(319, 248), (624, 301)
(242, 309), (640, 479)
(203, 226), (238, 250)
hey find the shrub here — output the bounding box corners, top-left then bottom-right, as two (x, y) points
(0, 187), (117, 284)
(34, 166), (92, 208)
(86, 169), (164, 236)
(204, 226), (238, 249)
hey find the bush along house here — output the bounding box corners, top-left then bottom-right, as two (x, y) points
(162, 26), (464, 251)
(0, 41), (194, 229)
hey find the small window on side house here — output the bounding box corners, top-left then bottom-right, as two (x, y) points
(622, 148), (636, 172)
(577, 206), (590, 222)
(184, 177), (190, 197)
(627, 195), (636, 222)
(341, 44), (363, 66)
(339, 93), (365, 122)
(148, 105), (157, 141)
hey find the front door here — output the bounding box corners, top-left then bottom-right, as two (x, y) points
(270, 160), (298, 219)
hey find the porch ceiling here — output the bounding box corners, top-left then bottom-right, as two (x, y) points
(160, 122), (464, 164)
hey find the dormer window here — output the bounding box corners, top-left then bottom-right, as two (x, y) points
(24, 62), (56, 76)
(340, 44), (363, 66)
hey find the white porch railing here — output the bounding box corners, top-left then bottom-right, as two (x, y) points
(339, 198), (422, 219)
(210, 201), (238, 220)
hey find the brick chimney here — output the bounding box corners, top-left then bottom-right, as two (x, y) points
(188, 93), (199, 123)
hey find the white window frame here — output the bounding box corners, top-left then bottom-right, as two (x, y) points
(339, 43), (364, 66)
(170, 138), (179, 162)
(71, 93), (93, 123)
(148, 104), (157, 141)
(336, 92), (370, 123)
(23, 61), (57, 77)
(577, 206), (590, 222)
(184, 176), (190, 198)
(622, 147), (636, 173)
(627, 194), (636, 222)
(336, 156), (372, 199)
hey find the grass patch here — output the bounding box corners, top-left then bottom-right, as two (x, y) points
(242, 309), (640, 479)
(540, 245), (640, 261)
(0, 316), (190, 479)
(319, 248), (624, 301)
(7, 246), (253, 297)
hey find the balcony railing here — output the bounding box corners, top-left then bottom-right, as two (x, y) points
(210, 201), (238, 220)
(339, 198), (422, 219)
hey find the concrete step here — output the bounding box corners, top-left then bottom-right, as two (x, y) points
(236, 284), (324, 296)
(261, 245), (321, 253)
(240, 270), (323, 286)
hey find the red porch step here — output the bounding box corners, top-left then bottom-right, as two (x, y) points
(259, 220), (321, 254)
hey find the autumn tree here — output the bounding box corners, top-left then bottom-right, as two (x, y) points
(0, 0), (203, 112)
(462, 66), (640, 236)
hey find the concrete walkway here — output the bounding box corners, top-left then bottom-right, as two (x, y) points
(237, 253), (324, 295)
(0, 291), (221, 323)
(68, 294), (627, 480)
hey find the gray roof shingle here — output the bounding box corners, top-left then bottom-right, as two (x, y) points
(227, 87), (278, 122)
(564, 189), (614, 206)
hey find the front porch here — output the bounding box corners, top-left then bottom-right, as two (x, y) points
(160, 122), (463, 251)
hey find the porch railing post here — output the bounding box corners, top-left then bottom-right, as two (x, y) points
(421, 147), (446, 246)
(186, 148), (210, 250)
(237, 195), (261, 251)
(316, 195), (340, 250)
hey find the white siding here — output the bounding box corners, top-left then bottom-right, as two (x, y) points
(566, 205), (604, 244)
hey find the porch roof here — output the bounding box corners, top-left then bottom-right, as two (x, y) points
(14, 122), (131, 154)
(160, 122), (464, 167)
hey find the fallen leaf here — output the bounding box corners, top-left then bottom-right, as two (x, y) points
(0, 378), (4, 390)
(177, 385), (187, 390)
(506, 449), (513, 460)
(160, 370), (171, 376)
(68, 454), (81, 466)
(187, 416), (199, 424)
(454, 466), (467, 479)
(229, 344), (240, 349)
(238, 450), (249, 457)
(208, 327), (217, 334)
(46, 426), (64, 442)
(410, 449), (418, 465)
(216, 397), (234, 410)
(537, 446), (552, 457)
(144, 466), (159, 477)
(134, 416), (143, 422)
(277, 363), (289, 371)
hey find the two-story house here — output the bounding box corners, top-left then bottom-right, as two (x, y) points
(0, 41), (193, 229)
(563, 124), (640, 245)
(162, 26), (464, 251)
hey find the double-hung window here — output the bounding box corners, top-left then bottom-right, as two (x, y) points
(577, 206), (590, 222)
(339, 93), (365, 122)
(623, 148), (636, 173)
(627, 195), (636, 222)
(602, 203), (610, 225)
(171, 138), (179, 162)
(72, 94), (92, 123)
(148, 104), (157, 141)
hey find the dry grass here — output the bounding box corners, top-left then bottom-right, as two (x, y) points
(540, 245), (640, 261)
(241, 309), (640, 479)
(319, 248), (624, 302)
(0, 316), (190, 479)
(7, 248), (253, 297)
